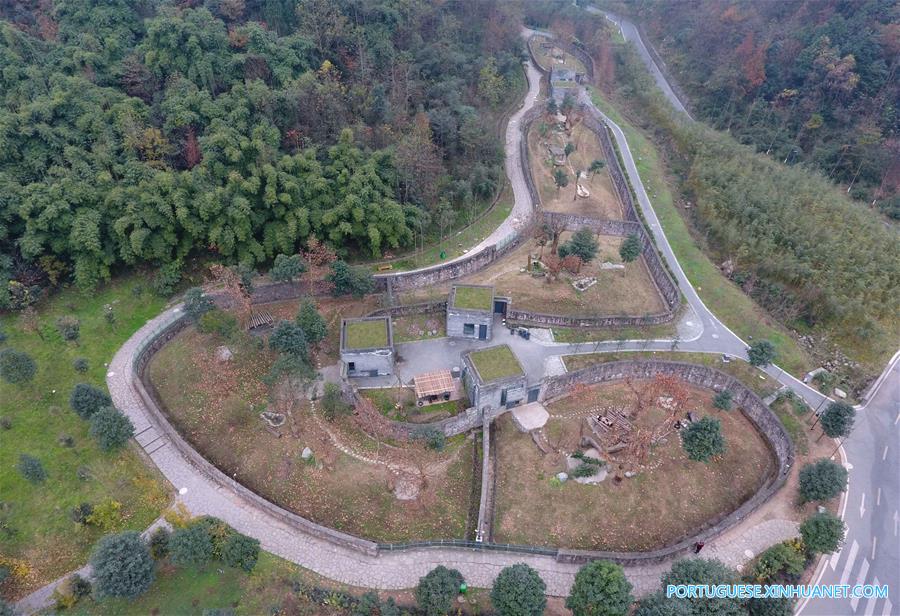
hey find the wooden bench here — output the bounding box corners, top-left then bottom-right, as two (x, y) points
(248, 309), (274, 330)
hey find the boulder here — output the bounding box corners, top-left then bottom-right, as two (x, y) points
(301, 447), (313, 460)
(833, 388), (847, 399)
(556, 472), (568, 483)
(215, 346), (233, 362)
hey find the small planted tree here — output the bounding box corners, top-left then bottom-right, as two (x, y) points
(18, 454), (47, 483)
(56, 315), (81, 342)
(72, 357), (89, 373)
(818, 401), (855, 441)
(800, 511), (845, 554)
(619, 233), (641, 263)
(681, 416), (726, 462)
(169, 523), (214, 568)
(269, 321), (309, 361)
(269, 253), (306, 283)
(320, 382), (350, 420)
(566, 560), (633, 616)
(752, 541), (805, 583)
(661, 558), (743, 616)
(70, 383), (112, 419)
(553, 168), (569, 191)
(0, 348), (36, 384)
(748, 340), (776, 367)
(633, 591), (690, 616)
(798, 459), (848, 503)
(89, 407), (135, 451)
(327, 260), (375, 298)
(221, 533), (260, 572)
(559, 227), (599, 263)
(183, 287), (214, 320)
(713, 390), (733, 411)
(589, 159), (606, 179)
(90, 531), (155, 599)
(491, 563), (546, 616)
(564, 142), (575, 157)
(415, 565), (464, 616)
(747, 596), (794, 616)
(149, 528), (170, 559)
(296, 300), (327, 345)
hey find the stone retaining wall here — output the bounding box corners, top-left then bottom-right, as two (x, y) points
(366, 301), (447, 318)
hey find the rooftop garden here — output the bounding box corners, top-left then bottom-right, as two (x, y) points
(343, 319), (389, 350)
(451, 285), (494, 312)
(469, 345), (523, 383)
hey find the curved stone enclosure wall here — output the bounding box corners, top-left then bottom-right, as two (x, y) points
(133, 314), (793, 565)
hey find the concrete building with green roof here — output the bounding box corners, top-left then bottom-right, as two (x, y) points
(447, 284), (495, 341)
(340, 316), (394, 377)
(462, 344), (527, 415)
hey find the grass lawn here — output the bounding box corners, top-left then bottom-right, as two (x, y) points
(528, 35), (587, 74)
(149, 327), (476, 542)
(552, 320), (678, 343)
(588, 88), (814, 376)
(493, 380), (774, 551)
(468, 345), (523, 383)
(562, 351), (781, 399)
(361, 387), (464, 423)
(0, 276), (170, 599)
(343, 318), (389, 349)
(451, 285), (494, 311)
(391, 313), (445, 343)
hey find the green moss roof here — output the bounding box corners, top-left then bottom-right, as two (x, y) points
(344, 319), (389, 349)
(452, 285), (493, 311)
(469, 345), (523, 383)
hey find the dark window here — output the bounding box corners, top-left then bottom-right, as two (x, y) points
(348, 361), (355, 372)
(463, 323), (475, 336)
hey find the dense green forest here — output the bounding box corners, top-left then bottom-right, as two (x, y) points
(0, 0), (523, 306)
(616, 0), (899, 219)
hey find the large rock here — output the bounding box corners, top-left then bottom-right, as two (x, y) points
(215, 346), (233, 362)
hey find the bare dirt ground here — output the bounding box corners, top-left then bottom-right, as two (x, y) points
(465, 233), (665, 316)
(148, 325), (477, 542)
(529, 120), (623, 220)
(492, 380), (775, 551)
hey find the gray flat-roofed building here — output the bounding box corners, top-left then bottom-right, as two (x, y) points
(463, 345), (527, 417)
(340, 316), (394, 377)
(447, 284), (495, 341)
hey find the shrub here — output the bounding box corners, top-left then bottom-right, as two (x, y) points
(752, 541), (805, 583)
(56, 315), (81, 341)
(149, 527), (171, 559)
(197, 309), (238, 338)
(0, 417), (10, 430)
(800, 511), (845, 554)
(661, 558), (743, 616)
(221, 532), (260, 572)
(681, 416), (726, 462)
(819, 401), (855, 439)
(558, 227), (599, 263)
(18, 454), (47, 483)
(0, 600), (11, 616)
(90, 531), (155, 599)
(71, 502), (94, 525)
(71, 574), (92, 599)
(798, 459), (848, 503)
(103, 303), (116, 326)
(748, 340), (776, 366)
(53, 573), (93, 610)
(86, 498), (123, 531)
(566, 560), (633, 616)
(152, 260), (183, 297)
(619, 233), (642, 263)
(269, 253), (306, 283)
(571, 462), (602, 478)
(713, 390), (733, 411)
(169, 523), (214, 568)
(415, 565), (464, 616)
(633, 591), (691, 616)
(327, 260), (374, 298)
(72, 357), (89, 373)
(0, 348), (36, 384)
(269, 320), (309, 360)
(296, 299), (327, 344)
(69, 383), (112, 419)
(89, 406), (135, 450)
(419, 427), (446, 451)
(320, 382), (350, 420)
(58, 434), (75, 447)
(183, 287), (215, 320)
(747, 596), (794, 616)
(491, 563), (547, 616)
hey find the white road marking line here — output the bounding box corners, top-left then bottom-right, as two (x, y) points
(829, 546), (842, 570)
(860, 492), (867, 518)
(839, 540), (859, 586)
(871, 536), (877, 560)
(882, 598), (892, 616)
(894, 412), (899, 425)
(863, 578), (880, 616)
(850, 559), (869, 611)
(877, 488), (881, 506)
(883, 445), (889, 460)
